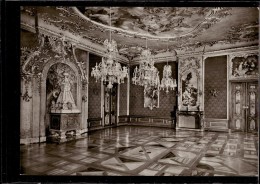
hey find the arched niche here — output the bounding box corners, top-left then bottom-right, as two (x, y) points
(40, 60), (81, 138)
(46, 63), (79, 113)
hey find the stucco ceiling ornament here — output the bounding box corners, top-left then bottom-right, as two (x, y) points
(48, 7), (234, 55)
(225, 21), (259, 44)
(21, 7), (259, 59)
(179, 56), (201, 75)
(77, 7), (232, 39)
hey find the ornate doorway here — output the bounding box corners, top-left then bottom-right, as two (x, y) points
(231, 82), (258, 133)
(104, 83), (118, 126)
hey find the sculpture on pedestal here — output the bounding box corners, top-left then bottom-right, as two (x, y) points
(55, 73), (76, 110)
(47, 63), (80, 113)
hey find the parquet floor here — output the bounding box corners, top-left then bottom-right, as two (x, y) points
(20, 126), (258, 176)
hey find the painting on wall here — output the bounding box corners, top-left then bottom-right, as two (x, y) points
(144, 85), (159, 110)
(229, 53), (259, 80)
(178, 56), (203, 111)
(181, 71), (198, 107)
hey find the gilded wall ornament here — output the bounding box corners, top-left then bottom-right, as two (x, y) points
(229, 53), (259, 80)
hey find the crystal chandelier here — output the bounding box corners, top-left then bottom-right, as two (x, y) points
(91, 7), (128, 89)
(160, 41), (177, 93)
(132, 39), (160, 87)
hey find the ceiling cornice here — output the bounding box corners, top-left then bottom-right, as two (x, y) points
(202, 45), (259, 58)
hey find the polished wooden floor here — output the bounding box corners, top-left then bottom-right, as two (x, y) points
(20, 126), (258, 176)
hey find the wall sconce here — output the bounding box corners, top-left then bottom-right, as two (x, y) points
(210, 89), (219, 97)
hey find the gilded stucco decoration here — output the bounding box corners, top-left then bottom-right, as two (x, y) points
(229, 52), (259, 80)
(21, 33), (88, 100)
(22, 6), (258, 59)
(178, 56), (203, 111)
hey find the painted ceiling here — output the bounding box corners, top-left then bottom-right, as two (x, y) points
(21, 6), (259, 59)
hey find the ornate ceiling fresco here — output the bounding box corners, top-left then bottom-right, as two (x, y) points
(21, 6), (259, 60)
(77, 7), (230, 38)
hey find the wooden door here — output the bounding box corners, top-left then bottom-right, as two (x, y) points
(231, 82), (258, 132)
(104, 84), (117, 126)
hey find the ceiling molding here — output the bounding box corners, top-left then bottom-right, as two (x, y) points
(202, 45), (259, 58)
(21, 6), (258, 62)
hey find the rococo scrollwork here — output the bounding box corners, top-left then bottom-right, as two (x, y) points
(21, 31), (89, 103)
(229, 53), (259, 80)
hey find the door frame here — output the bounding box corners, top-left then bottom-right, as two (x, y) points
(103, 83), (118, 127)
(229, 80), (258, 133)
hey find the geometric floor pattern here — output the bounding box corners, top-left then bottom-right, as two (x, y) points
(20, 126), (259, 176)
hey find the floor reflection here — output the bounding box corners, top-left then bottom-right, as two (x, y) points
(20, 126), (258, 176)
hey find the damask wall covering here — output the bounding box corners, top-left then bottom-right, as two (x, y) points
(129, 62), (177, 117)
(204, 56), (227, 119)
(88, 54), (102, 118)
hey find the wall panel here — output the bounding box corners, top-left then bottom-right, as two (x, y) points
(204, 55), (227, 119)
(129, 62), (177, 117)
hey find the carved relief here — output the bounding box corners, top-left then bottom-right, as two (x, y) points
(248, 84), (257, 131)
(229, 53), (259, 80)
(21, 74), (32, 102)
(60, 114), (80, 130)
(21, 33), (87, 83)
(233, 84), (242, 130)
(235, 86), (241, 115)
(178, 56), (203, 111)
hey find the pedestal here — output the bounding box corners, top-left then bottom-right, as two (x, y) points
(48, 112), (81, 143)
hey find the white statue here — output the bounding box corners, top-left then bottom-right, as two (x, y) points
(56, 73), (76, 110)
